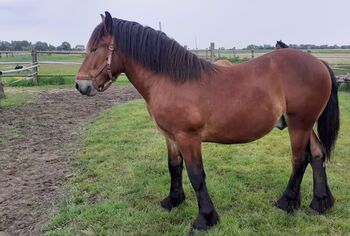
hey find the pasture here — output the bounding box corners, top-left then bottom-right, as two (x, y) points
(43, 92), (350, 235)
(0, 53), (130, 88)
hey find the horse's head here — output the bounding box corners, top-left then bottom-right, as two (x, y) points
(75, 11), (124, 96)
(276, 40), (281, 49)
(276, 40), (289, 49)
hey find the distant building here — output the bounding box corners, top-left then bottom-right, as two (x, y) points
(75, 45), (85, 50)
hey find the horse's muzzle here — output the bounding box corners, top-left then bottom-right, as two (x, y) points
(75, 79), (97, 96)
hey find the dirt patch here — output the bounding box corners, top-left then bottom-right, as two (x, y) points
(0, 86), (141, 235)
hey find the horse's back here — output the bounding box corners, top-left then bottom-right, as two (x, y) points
(266, 49), (332, 121)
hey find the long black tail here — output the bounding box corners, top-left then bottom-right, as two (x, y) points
(317, 61), (340, 161)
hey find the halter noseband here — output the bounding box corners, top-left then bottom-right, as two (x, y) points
(78, 37), (117, 92)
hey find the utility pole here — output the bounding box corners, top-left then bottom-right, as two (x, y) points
(31, 48), (38, 85)
(210, 42), (215, 62)
(0, 71), (4, 98)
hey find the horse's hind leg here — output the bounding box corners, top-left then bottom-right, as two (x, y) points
(309, 131), (334, 214)
(277, 126), (312, 213)
(160, 138), (186, 211)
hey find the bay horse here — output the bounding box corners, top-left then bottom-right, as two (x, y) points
(75, 12), (339, 231)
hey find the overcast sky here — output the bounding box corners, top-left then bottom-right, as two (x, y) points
(0, 0), (349, 49)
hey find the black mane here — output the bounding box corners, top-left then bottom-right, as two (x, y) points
(88, 18), (216, 81)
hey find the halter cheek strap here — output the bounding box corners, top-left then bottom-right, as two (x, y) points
(78, 37), (117, 92)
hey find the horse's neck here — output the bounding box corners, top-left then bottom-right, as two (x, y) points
(123, 58), (158, 102)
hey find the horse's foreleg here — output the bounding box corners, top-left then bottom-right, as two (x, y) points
(277, 128), (311, 213)
(176, 135), (219, 231)
(309, 131), (334, 214)
(161, 138), (186, 211)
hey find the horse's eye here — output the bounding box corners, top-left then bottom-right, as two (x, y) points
(90, 48), (97, 53)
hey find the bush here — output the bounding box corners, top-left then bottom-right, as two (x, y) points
(216, 56), (249, 64)
(38, 76), (74, 86)
(3, 77), (34, 87)
(2, 75), (75, 87)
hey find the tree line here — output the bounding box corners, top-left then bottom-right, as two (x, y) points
(2, 40), (350, 51)
(0, 40), (84, 51)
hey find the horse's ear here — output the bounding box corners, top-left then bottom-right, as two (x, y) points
(100, 14), (105, 22)
(103, 11), (113, 34)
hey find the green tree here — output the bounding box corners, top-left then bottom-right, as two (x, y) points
(34, 41), (49, 51)
(58, 41), (71, 51)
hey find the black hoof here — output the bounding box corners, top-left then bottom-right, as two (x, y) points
(192, 210), (219, 231)
(309, 193), (334, 214)
(160, 192), (185, 211)
(276, 193), (301, 213)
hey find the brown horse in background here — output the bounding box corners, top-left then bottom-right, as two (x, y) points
(75, 12), (339, 232)
(214, 59), (233, 66)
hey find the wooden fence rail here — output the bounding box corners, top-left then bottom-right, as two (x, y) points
(0, 49), (86, 88)
(0, 64), (38, 74)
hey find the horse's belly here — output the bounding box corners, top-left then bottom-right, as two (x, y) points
(204, 120), (276, 144)
(203, 104), (283, 144)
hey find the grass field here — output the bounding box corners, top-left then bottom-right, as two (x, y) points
(44, 92), (350, 235)
(0, 54), (132, 87)
(0, 54), (82, 86)
(0, 87), (41, 108)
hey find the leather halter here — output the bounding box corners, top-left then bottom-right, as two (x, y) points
(77, 37), (117, 92)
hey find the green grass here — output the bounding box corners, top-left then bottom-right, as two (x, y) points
(1, 53), (131, 87)
(0, 54), (130, 87)
(0, 86), (76, 108)
(311, 50), (350, 54)
(2, 74), (130, 87)
(0, 54), (83, 87)
(44, 93), (350, 235)
(216, 56), (250, 64)
(0, 54), (84, 63)
(334, 65), (350, 74)
(0, 87), (37, 108)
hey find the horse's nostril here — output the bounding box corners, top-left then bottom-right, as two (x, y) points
(86, 85), (91, 95)
(75, 82), (80, 90)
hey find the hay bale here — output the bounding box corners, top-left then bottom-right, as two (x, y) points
(214, 59), (232, 66)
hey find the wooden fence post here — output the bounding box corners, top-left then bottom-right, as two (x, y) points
(31, 48), (38, 85)
(251, 49), (255, 59)
(0, 72), (5, 98)
(210, 42), (215, 62)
